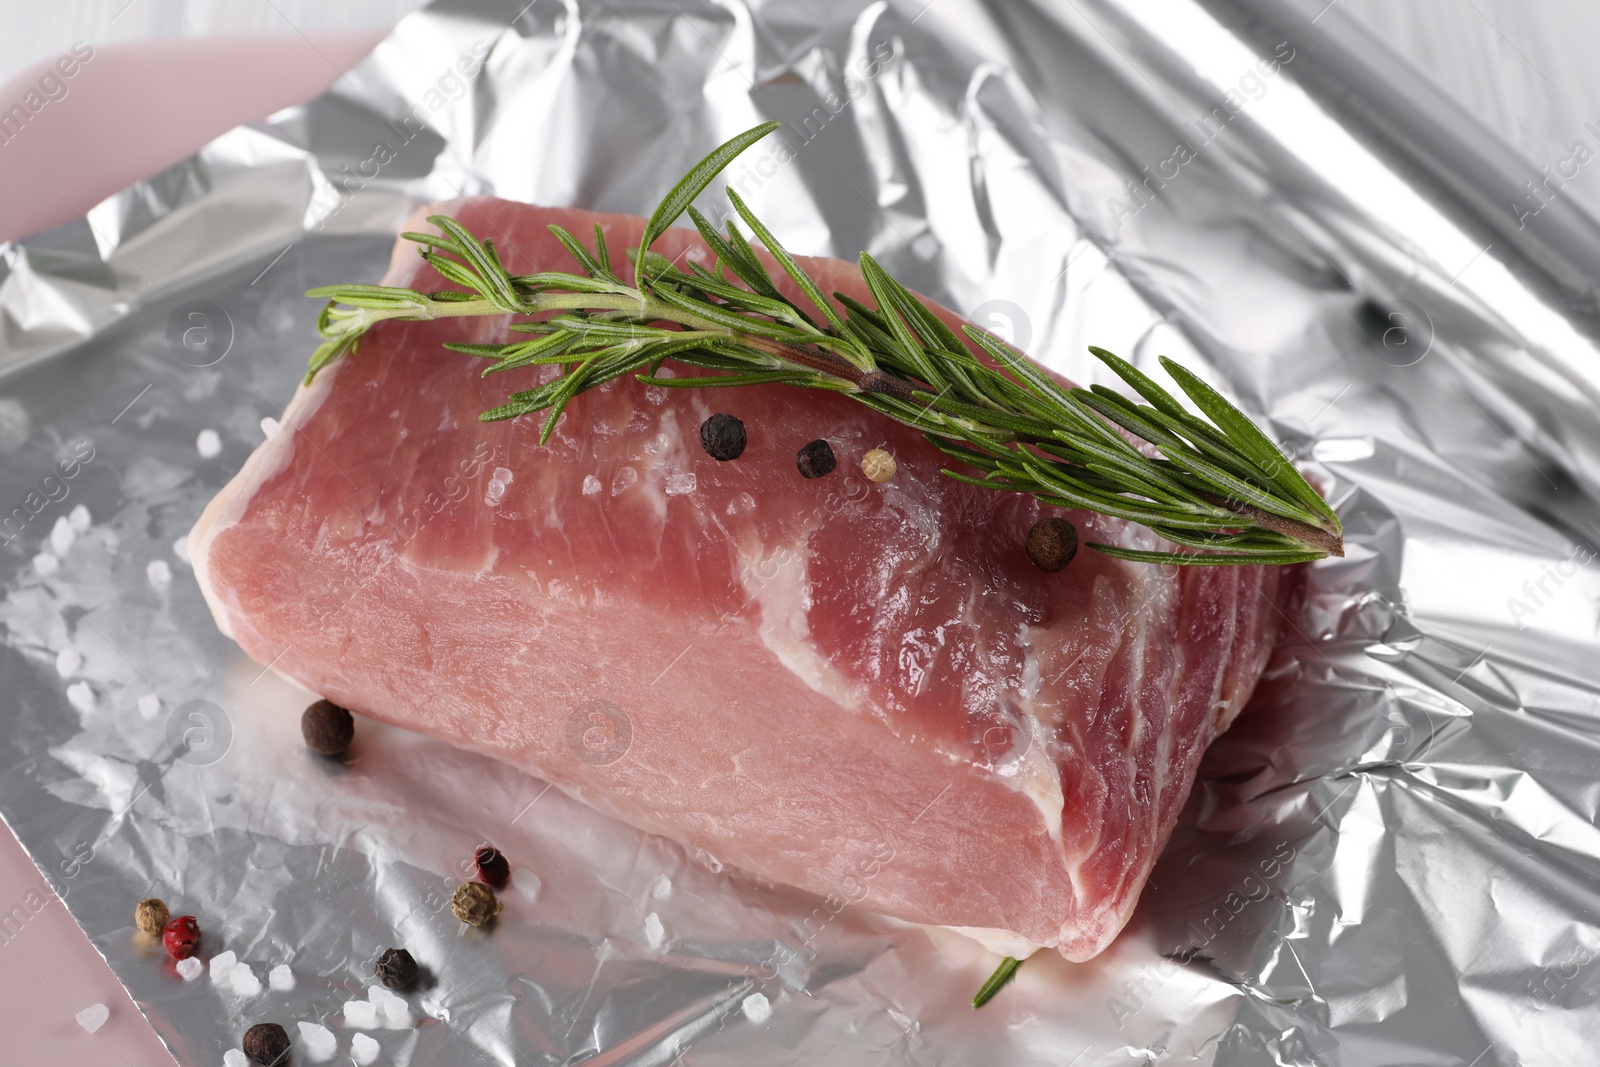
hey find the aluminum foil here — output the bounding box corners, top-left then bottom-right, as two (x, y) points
(3, 0), (1599, 1062)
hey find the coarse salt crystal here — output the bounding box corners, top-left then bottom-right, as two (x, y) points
(176, 957), (203, 981)
(68, 504), (91, 532)
(50, 515), (75, 556)
(66, 681), (95, 712)
(138, 694), (161, 719)
(512, 867), (541, 903)
(55, 646), (82, 678)
(209, 950), (237, 983)
(742, 991), (772, 1023)
(342, 1000), (378, 1029)
(298, 1021), (337, 1062)
(75, 1003), (109, 1033)
(644, 911), (664, 949)
(484, 480), (506, 506)
(269, 963), (295, 991)
(230, 964), (262, 997)
(663, 471), (697, 496)
(32, 552), (59, 575)
(368, 987), (412, 1029)
(726, 492), (755, 516)
(611, 465), (638, 496)
(172, 536), (192, 564)
(260, 416), (281, 439)
(651, 874), (672, 900)
(350, 1032), (380, 1065)
(147, 559), (172, 588)
(582, 474), (601, 496)
(196, 429), (222, 458)
(645, 431), (669, 455)
(223, 1051), (248, 1067)
(491, 466), (513, 484)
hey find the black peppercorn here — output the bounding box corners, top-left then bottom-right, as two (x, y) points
(699, 413), (747, 461)
(374, 947), (418, 990)
(1026, 517), (1079, 572)
(474, 846), (510, 888)
(301, 699), (354, 757)
(796, 439), (836, 479)
(242, 1022), (291, 1065)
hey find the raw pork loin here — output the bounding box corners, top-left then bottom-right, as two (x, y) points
(191, 198), (1292, 961)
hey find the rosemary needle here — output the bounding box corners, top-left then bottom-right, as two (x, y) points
(303, 123), (1343, 566)
(972, 956), (1022, 1009)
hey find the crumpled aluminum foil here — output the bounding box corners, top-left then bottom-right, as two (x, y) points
(3, 0), (1598, 1062)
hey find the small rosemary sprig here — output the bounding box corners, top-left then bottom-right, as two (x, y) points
(302, 122), (1342, 565)
(972, 955), (1022, 1009)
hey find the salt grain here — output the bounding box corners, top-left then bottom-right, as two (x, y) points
(176, 957), (203, 981)
(196, 429), (222, 458)
(75, 1003), (109, 1033)
(172, 536), (192, 564)
(50, 515), (75, 556)
(512, 867), (541, 903)
(611, 465), (638, 496)
(342, 1000), (378, 1029)
(68, 504), (91, 532)
(651, 874), (672, 900)
(663, 472), (697, 496)
(726, 492), (755, 516)
(55, 646), (82, 678)
(209, 950), (237, 983)
(223, 1051), (248, 1067)
(260, 417), (281, 439)
(645, 431), (669, 455)
(269, 963), (295, 991)
(368, 986), (412, 1029)
(582, 474), (601, 496)
(350, 1032), (380, 1065)
(742, 991), (772, 1023)
(231, 964), (262, 997)
(147, 560), (172, 588)
(298, 1021), (337, 1062)
(491, 466), (513, 484)
(484, 480), (506, 507)
(32, 552), (59, 575)
(644, 911), (664, 949)
(66, 682), (95, 712)
(138, 695), (161, 719)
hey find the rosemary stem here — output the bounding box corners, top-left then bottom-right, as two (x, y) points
(1216, 499), (1344, 557)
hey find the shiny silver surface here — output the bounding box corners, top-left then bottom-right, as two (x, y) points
(2, 0), (1597, 1063)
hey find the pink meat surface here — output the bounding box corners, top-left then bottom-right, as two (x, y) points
(191, 198), (1292, 961)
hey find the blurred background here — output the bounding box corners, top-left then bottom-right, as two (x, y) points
(7, 0), (1600, 236)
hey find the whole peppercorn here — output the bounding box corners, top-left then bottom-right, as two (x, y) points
(699, 413), (747, 461)
(796, 439), (836, 479)
(861, 448), (897, 483)
(1026, 517), (1079, 572)
(134, 898), (170, 936)
(242, 1022), (291, 1066)
(474, 846), (510, 888)
(301, 699), (354, 757)
(161, 915), (201, 960)
(374, 947), (418, 990)
(451, 882), (502, 927)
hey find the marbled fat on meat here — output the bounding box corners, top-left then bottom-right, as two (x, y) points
(190, 198), (1291, 961)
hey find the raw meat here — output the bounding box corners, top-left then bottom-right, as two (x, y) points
(190, 198), (1292, 961)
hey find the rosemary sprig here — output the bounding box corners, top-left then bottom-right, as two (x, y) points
(302, 123), (1342, 566)
(972, 956), (1022, 1009)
